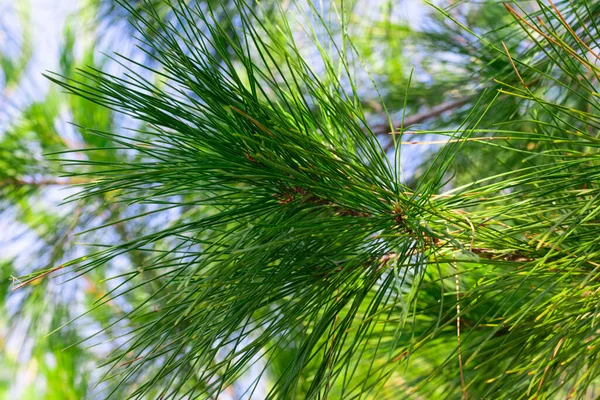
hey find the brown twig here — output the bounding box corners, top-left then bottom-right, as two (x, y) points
(120, 340), (177, 367)
(503, 3), (593, 72)
(537, 337), (564, 395)
(547, 0), (600, 61)
(230, 105), (276, 138)
(399, 136), (514, 145)
(275, 185), (369, 217)
(11, 207), (83, 290)
(11, 265), (66, 291)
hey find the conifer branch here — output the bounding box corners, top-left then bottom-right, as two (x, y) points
(11, 0), (599, 398)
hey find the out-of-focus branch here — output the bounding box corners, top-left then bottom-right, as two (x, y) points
(0, 177), (93, 188)
(371, 97), (470, 136)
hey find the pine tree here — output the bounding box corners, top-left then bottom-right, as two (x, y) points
(4, 0), (600, 398)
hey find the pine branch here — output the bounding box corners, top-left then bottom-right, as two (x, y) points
(29, 0), (600, 398)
